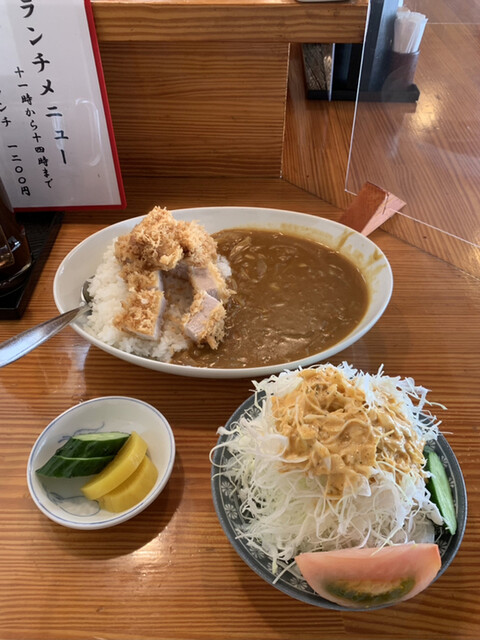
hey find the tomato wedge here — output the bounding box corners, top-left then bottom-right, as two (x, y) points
(295, 543), (441, 608)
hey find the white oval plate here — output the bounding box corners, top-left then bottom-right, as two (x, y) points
(54, 206), (393, 378)
(27, 396), (175, 529)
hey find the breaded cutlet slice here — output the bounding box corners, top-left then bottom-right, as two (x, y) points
(188, 261), (232, 302)
(176, 219), (218, 267)
(183, 290), (226, 350)
(114, 288), (167, 340)
(115, 207), (183, 271)
(121, 264), (163, 293)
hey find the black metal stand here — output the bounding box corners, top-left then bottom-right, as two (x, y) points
(0, 211), (63, 319)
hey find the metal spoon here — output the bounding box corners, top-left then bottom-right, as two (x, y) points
(0, 279), (93, 368)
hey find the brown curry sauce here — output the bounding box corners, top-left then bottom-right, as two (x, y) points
(172, 228), (369, 368)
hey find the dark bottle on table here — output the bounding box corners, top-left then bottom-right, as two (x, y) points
(0, 197), (32, 295)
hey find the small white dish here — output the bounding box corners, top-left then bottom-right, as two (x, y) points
(54, 206), (393, 379)
(27, 396), (175, 530)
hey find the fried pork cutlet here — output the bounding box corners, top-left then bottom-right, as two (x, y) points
(114, 288), (167, 340)
(114, 206), (232, 349)
(176, 219), (217, 267)
(115, 206), (218, 271)
(183, 291), (226, 350)
(113, 262), (167, 340)
(115, 207), (184, 271)
(188, 262), (231, 302)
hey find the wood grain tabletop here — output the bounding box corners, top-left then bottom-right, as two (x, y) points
(0, 177), (478, 640)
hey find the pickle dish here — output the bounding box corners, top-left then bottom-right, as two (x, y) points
(27, 396), (175, 530)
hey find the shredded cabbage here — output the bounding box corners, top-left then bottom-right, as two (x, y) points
(212, 362), (444, 572)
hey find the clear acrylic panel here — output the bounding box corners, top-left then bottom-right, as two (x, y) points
(346, 0), (480, 249)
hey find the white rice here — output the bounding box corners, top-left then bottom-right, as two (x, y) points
(81, 241), (232, 362)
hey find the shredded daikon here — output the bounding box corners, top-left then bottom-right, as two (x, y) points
(212, 363), (444, 572)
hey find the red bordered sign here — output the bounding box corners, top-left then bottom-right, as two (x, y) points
(0, 0), (126, 211)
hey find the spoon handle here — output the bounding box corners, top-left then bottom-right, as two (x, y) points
(0, 305), (88, 368)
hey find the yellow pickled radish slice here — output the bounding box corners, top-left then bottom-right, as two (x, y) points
(98, 455), (158, 513)
(81, 431), (148, 500)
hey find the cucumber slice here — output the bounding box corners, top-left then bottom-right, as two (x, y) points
(53, 432), (130, 459)
(36, 454), (115, 478)
(425, 449), (457, 535)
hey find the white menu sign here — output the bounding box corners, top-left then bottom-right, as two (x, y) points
(0, 0), (125, 211)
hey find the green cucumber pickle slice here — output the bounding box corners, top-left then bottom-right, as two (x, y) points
(54, 432), (130, 459)
(425, 449), (457, 535)
(36, 454), (115, 478)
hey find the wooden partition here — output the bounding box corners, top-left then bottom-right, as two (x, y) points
(91, 0), (368, 43)
(91, 0), (367, 183)
(99, 42), (290, 178)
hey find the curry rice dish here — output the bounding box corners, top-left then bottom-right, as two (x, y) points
(84, 207), (369, 368)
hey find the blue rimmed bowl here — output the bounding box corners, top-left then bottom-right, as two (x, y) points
(211, 393), (467, 610)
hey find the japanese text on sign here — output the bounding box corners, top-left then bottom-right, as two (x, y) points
(0, 0), (125, 210)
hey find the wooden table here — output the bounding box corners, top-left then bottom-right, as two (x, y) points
(0, 177), (479, 640)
